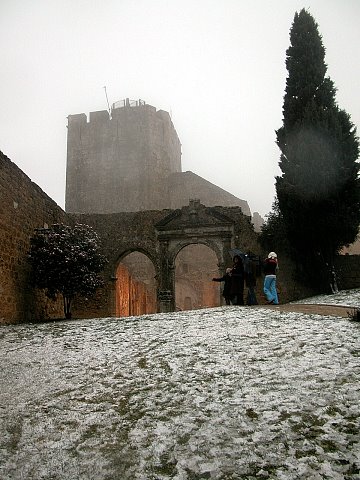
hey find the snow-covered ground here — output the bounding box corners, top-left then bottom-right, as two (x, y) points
(0, 290), (359, 479)
(292, 288), (360, 308)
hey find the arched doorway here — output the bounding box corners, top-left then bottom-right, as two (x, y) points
(175, 244), (221, 311)
(115, 252), (157, 317)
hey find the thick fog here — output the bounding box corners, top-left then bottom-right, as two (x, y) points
(0, 0), (359, 218)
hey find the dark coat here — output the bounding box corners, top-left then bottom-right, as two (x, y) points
(230, 258), (244, 297)
(244, 257), (257, 288)
(213, 273), (233, 299)
(263, 258), (277, 275)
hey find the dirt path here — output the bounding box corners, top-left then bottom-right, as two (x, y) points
(257, 303), (355, 318)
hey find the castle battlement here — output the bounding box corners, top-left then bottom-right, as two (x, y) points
(89, 110), (110, 124)
(67, 99), (173, 129)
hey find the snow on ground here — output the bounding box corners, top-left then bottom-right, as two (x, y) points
(0, 290), (359, 479)
(292, 288), (360, 308)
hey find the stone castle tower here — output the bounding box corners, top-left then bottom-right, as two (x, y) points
(66, 99), (182, 213)
(66, 98), (250, 215)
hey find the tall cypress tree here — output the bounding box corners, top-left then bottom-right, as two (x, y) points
(276, 9), (360, 291)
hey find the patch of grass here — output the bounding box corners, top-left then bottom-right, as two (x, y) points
(279, 410), (293, 421)
(345, 462), (360, 477)
(81, 423), (99, 440)
(184, 468), (211, 479)
(178, 432), (191, 445)
(248, 462), (283, 478)
(325, 405), (341, 416)
(5, 417), (23, 453)
(151, 452), (178, 477)
(160, 359), (172, 373)
(290, 412), (326, 438)
(341, 421), (359, 436)
(246, 408), (259, 420)
(320, 439), (338, 453)
(137, 357), (147, 368)
(115, 395), (131, 415)
(295, 448), (317, 458)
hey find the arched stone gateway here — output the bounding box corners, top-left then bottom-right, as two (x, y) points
(155, 200), (234, 312)
(70, 200), (261, 319)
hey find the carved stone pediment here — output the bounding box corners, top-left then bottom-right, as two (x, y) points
(155, 199), (234, 235)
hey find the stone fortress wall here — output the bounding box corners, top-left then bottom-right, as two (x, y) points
(0, 152), (66, 324)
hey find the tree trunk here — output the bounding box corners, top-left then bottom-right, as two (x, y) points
(329, 263), (339, 294)
(63, 295), (72, 319)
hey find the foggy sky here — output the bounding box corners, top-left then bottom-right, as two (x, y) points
(1, 0), (359, 218)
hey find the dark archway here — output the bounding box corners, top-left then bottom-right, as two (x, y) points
(115, 251), (157, 317)
(175, 244), (221, 311)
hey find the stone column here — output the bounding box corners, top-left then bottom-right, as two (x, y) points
(157, 239), (176, 312)
(158, 290), (173, 313)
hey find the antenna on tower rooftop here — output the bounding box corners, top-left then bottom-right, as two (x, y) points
(103, 86), (111, 115)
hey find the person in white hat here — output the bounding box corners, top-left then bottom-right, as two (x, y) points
(263, 252), (279, 304)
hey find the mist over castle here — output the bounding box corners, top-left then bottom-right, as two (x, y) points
(66, 98), (263, 230)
